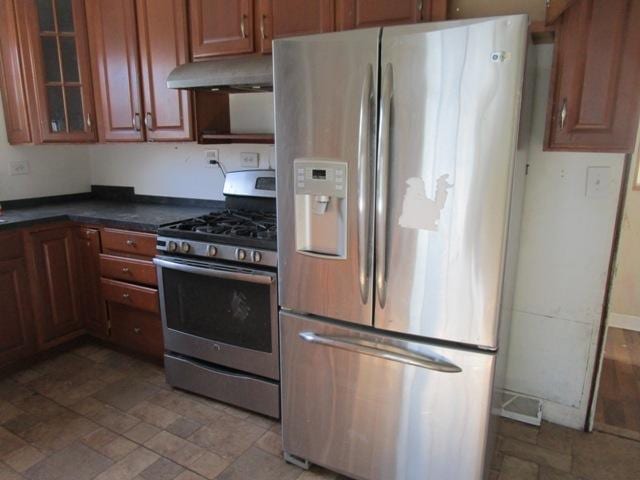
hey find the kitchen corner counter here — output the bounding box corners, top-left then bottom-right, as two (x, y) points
(0, 200), (216, 233)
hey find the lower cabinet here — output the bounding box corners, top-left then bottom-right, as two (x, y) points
(0, 232), (35, 367)
(107, 302), (164, 359)
(26, 225), (85, 349)
(76, 227), (108, 338)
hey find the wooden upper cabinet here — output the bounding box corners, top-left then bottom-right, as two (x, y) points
(545, 0), (640, 153)
(256, 0), (335, 53)
(545, 0), (577, 25)
(337, 0), (420, 29)
(26, 225), (84, 349)
(189, 0), (254, 59)
(137, 0), (192, 141)
(16, 0), (96, 143)
(0, 0), (32, 144)
(86, 0), (144, 142)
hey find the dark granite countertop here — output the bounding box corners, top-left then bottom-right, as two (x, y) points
(0, 199), (218, 233)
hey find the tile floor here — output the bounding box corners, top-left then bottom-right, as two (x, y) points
(0, 343), (639, 480)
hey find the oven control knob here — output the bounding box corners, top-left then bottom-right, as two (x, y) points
(251, 251), (262, 263)
(180, 242), (191, 254)
(167, 241), (178, 253)
(207, 245), (217, 257)
(236, 248), (246, 261)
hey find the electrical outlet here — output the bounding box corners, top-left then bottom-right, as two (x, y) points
(240, 152), (259, 169)
(586, 166), (610, 198)
(205, 149), (219, 168)
(9, 160), (29, 176)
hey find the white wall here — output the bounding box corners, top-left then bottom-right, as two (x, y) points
(0, 99), (91, 202)
(505, 45), (625, 429)
(89, 92), (275, 200)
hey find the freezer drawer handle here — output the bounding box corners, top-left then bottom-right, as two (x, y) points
(357, 63), (374, 305)
(375, 63), (393, 308)
(298, 331), (462, 373)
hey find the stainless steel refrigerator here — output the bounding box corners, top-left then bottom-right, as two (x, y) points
(274, 15), (530, 480)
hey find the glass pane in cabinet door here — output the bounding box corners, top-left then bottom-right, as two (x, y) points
(65, 87), (84, 131)
(36, 0), (54, 31)
(46, 87), (66, 132)
(41, 37), (61, 82)
(55, 0), (74, 32)
(60, 37), (79, 82)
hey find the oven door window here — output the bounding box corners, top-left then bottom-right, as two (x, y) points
(162, 268), (272, 353)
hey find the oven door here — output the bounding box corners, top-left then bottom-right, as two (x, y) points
(154, 256), (279, 380)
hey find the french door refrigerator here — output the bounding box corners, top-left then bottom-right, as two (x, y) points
(274, 15), (529, 480)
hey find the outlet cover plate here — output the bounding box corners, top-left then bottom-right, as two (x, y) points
(9, 160), (29, 175)
(240, 152), (259, 169)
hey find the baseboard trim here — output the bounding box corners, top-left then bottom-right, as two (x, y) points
(608, 313), (640, 332)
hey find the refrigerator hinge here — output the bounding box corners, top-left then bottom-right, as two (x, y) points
(284, 452), (310, 470)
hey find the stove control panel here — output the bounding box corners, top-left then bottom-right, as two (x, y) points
(156, 237), (277, 268)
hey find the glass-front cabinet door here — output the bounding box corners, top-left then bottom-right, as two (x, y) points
(18, 0), (96, 142)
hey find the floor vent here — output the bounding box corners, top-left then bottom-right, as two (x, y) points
(500, 390), (543, 426)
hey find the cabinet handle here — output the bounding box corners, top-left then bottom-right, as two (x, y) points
(559, 98), (567, 130)
(122, 293), (130, 300)
(133, 327), (141, 334)
(145, 112), (154, 131)
(417, 0), (423, 12)
(86, 113), (92, 130)
(126, 239), (136, 246)
(132, 113), (141, 131)
(260, 14), (267, 39)
(240, 14), (247, 38)
(121, 267), (130, 273)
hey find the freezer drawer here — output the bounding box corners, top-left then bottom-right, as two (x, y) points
(280, 311), (496, 480)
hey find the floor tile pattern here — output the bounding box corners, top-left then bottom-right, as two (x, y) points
(0, 343), (638, 479)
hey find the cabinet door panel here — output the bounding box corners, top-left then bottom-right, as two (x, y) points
(545, 0), (640, 152)
(189, 0), (254, 59)
(336, 0), (421, 30)
(257, 0), (334, 53)
(76, 228), (107, 337)
(86, 0), (144, 142)
(137, 0), (192, 141)
(0, 258), (35, 367)
(16, 0), (96, 142)
(27, 226), (84, 348)
(0, 0), (32, 144)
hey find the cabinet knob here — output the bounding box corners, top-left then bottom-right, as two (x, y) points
(260, 14), (267, 39)
(559, 98), (567, 130)
(121, 267), (130, 273)
(122, 293), (130, 300)
(126, 239), (136, 246)
(132, 113), (141, 131)
(86, 114), (92, 130)
(145, 112), (154, 131)
(240, 14), (247, 39)
(133, 327), (141, 334)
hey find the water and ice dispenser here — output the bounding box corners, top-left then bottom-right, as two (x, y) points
(294, 159), (348, 258)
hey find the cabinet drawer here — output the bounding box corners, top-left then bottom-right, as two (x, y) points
(0, 231), (24, 261)
(108, 302), (163, 359)
(102, 229), (157, 257)
(101, 278), (159, 313)
(100, 254), (157, 286)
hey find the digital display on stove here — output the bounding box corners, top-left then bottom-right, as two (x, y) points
(312, 169), (327, 180)
(255, 177), (275, 191)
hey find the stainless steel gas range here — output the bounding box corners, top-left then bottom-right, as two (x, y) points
(153, 170), (280, 418)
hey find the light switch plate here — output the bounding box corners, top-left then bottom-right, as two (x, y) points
(9, 160), (29, 175)
(240, 152), (259, 169)
(586, 166), (610, 198)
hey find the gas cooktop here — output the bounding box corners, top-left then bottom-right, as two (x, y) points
(158, 209), (277, 251)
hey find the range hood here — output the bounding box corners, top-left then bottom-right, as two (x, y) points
(166, 55), (272, 90)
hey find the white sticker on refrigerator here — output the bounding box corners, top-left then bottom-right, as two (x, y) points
(398, 174), (453, 231)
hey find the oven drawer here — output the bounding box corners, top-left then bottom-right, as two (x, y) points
(108, 302), (163, 359)
(101, 278), (159, 313)
(100, 254), (157, 286)
(164, 353), (280, 418)
(102, 229), (157, 257)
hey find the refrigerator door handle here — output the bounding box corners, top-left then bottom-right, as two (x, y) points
(357, 64), (374, 305)
(375, 63), (393, 309)
(298, 331), (462, 373)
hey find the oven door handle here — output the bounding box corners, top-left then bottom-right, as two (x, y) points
(153, 258), (274, 285)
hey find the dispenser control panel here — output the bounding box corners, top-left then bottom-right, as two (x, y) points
(294, 159), (347, 198)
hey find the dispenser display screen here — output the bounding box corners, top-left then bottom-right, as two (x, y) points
(312, 169), (327, 180)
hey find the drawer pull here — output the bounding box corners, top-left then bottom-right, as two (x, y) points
(126, 239), (136, 246)
(121, 267), (130, 273)
(133, 327), (141, 334)
(122, 293), (130, 300)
